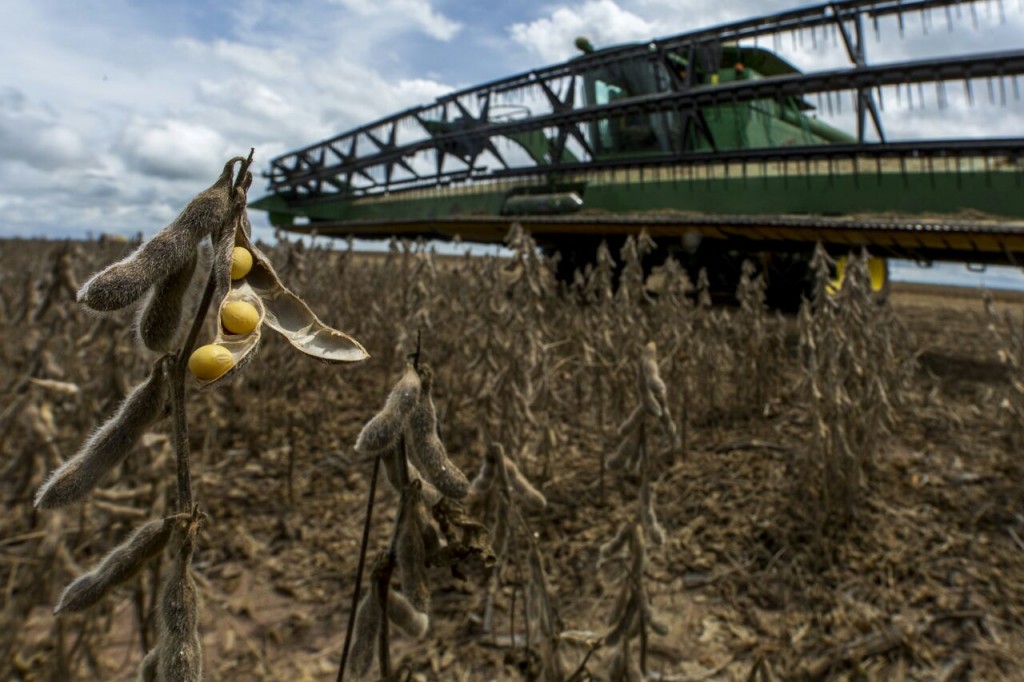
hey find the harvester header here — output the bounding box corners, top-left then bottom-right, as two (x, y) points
(251, 0), (1024, 305)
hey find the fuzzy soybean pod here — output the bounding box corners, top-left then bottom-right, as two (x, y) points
(505, 453), (547, 512)
(78, 159), (238, 313)
(607, 429), (638, 473)
(640, 341), (668, 417)
(404, 368), (469, 499)
(54, 517), (173, 614)
(136, 252), (199, 352)
(604, 590), (640, 648)
(346, 588), (383, 680)
(597, 523), (632, 568)
(638, 364), (663, 418)
(616, 404), (644, 438)
(468, 445), (499, 497)
(608, 646), (645, 682)
(380, 445), (444, 506)
(137, 648), (159, 682)
(355, 363), (421, 454)
(212, 174), (251, 303)
(640, 485), (666, 545)
(387, 590), (429, 638)
(156, 533), (202, 682)
(34, 359), (168, 509)
(643, 592), (670, 636)
(396, 482), (431, 613)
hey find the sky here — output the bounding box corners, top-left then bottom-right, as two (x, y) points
(2, 0), (1023, 286)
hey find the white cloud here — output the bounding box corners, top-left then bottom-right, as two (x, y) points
(0, 0), (468, 238)
(120, 118), (231, 181)
(330, 0), (462, 41)
(0, 88), (92, 172)
(510, 0), (660, 63)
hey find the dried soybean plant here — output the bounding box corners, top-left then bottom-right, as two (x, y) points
(795, 245), (911, 538)
(984, 292), (1024, 453)
(597, 524), (667, 681)
(31, 151), (368, 681)
(463, 225), (555, 474)
(466, 443), (552, 657)
(343, 357), (491, 681)
(642, 255), (696, 455)
(732, 260), (785, 418)
(688, 268), (734, 428)
(599, 342), (676, 677)
(609, 341), (681, 478)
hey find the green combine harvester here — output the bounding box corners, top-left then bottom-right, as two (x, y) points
(251, 0), (1024, 307)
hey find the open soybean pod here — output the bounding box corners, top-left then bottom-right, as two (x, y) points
(210, 168), (254, 308)
(190, 282), (266, 388)
(237, 228), (368, 363)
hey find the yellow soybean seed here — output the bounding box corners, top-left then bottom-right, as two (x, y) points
(221, 301), (260, 335)
(188, 344), (234, 380)
(230, 247), (253, 280)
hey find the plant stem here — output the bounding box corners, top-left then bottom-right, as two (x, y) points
(376, 444), (415, 679)
(375, 559), (393, 680)
(337, 452), (382, 682)
(169, 151), (254, 515)
(170, 268), (217, 513)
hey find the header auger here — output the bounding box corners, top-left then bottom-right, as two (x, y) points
(251, 0), (1024, 308)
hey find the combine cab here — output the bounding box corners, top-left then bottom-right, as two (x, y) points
(251, 0), (1024, 307)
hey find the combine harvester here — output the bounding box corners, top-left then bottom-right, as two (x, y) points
(252, 0), (1024, 308)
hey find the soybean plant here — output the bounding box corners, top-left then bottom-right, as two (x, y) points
(33, 152), (368, 681)
(600, 341), (677, 677)
(343, 358), (492, 681)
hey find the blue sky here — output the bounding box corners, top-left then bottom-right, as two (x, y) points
(2, 0), (1023, 286)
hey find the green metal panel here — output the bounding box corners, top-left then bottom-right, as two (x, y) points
(582, 171), (1024, 218)
(256, 164), (1022, 227)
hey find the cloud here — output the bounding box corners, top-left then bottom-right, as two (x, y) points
(119, 118), (231, 181)
(0, 87), (91, 172)
(509, 0), (660, 63)
(0, 0), (467, 238)
(330, 0), (462, 41)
